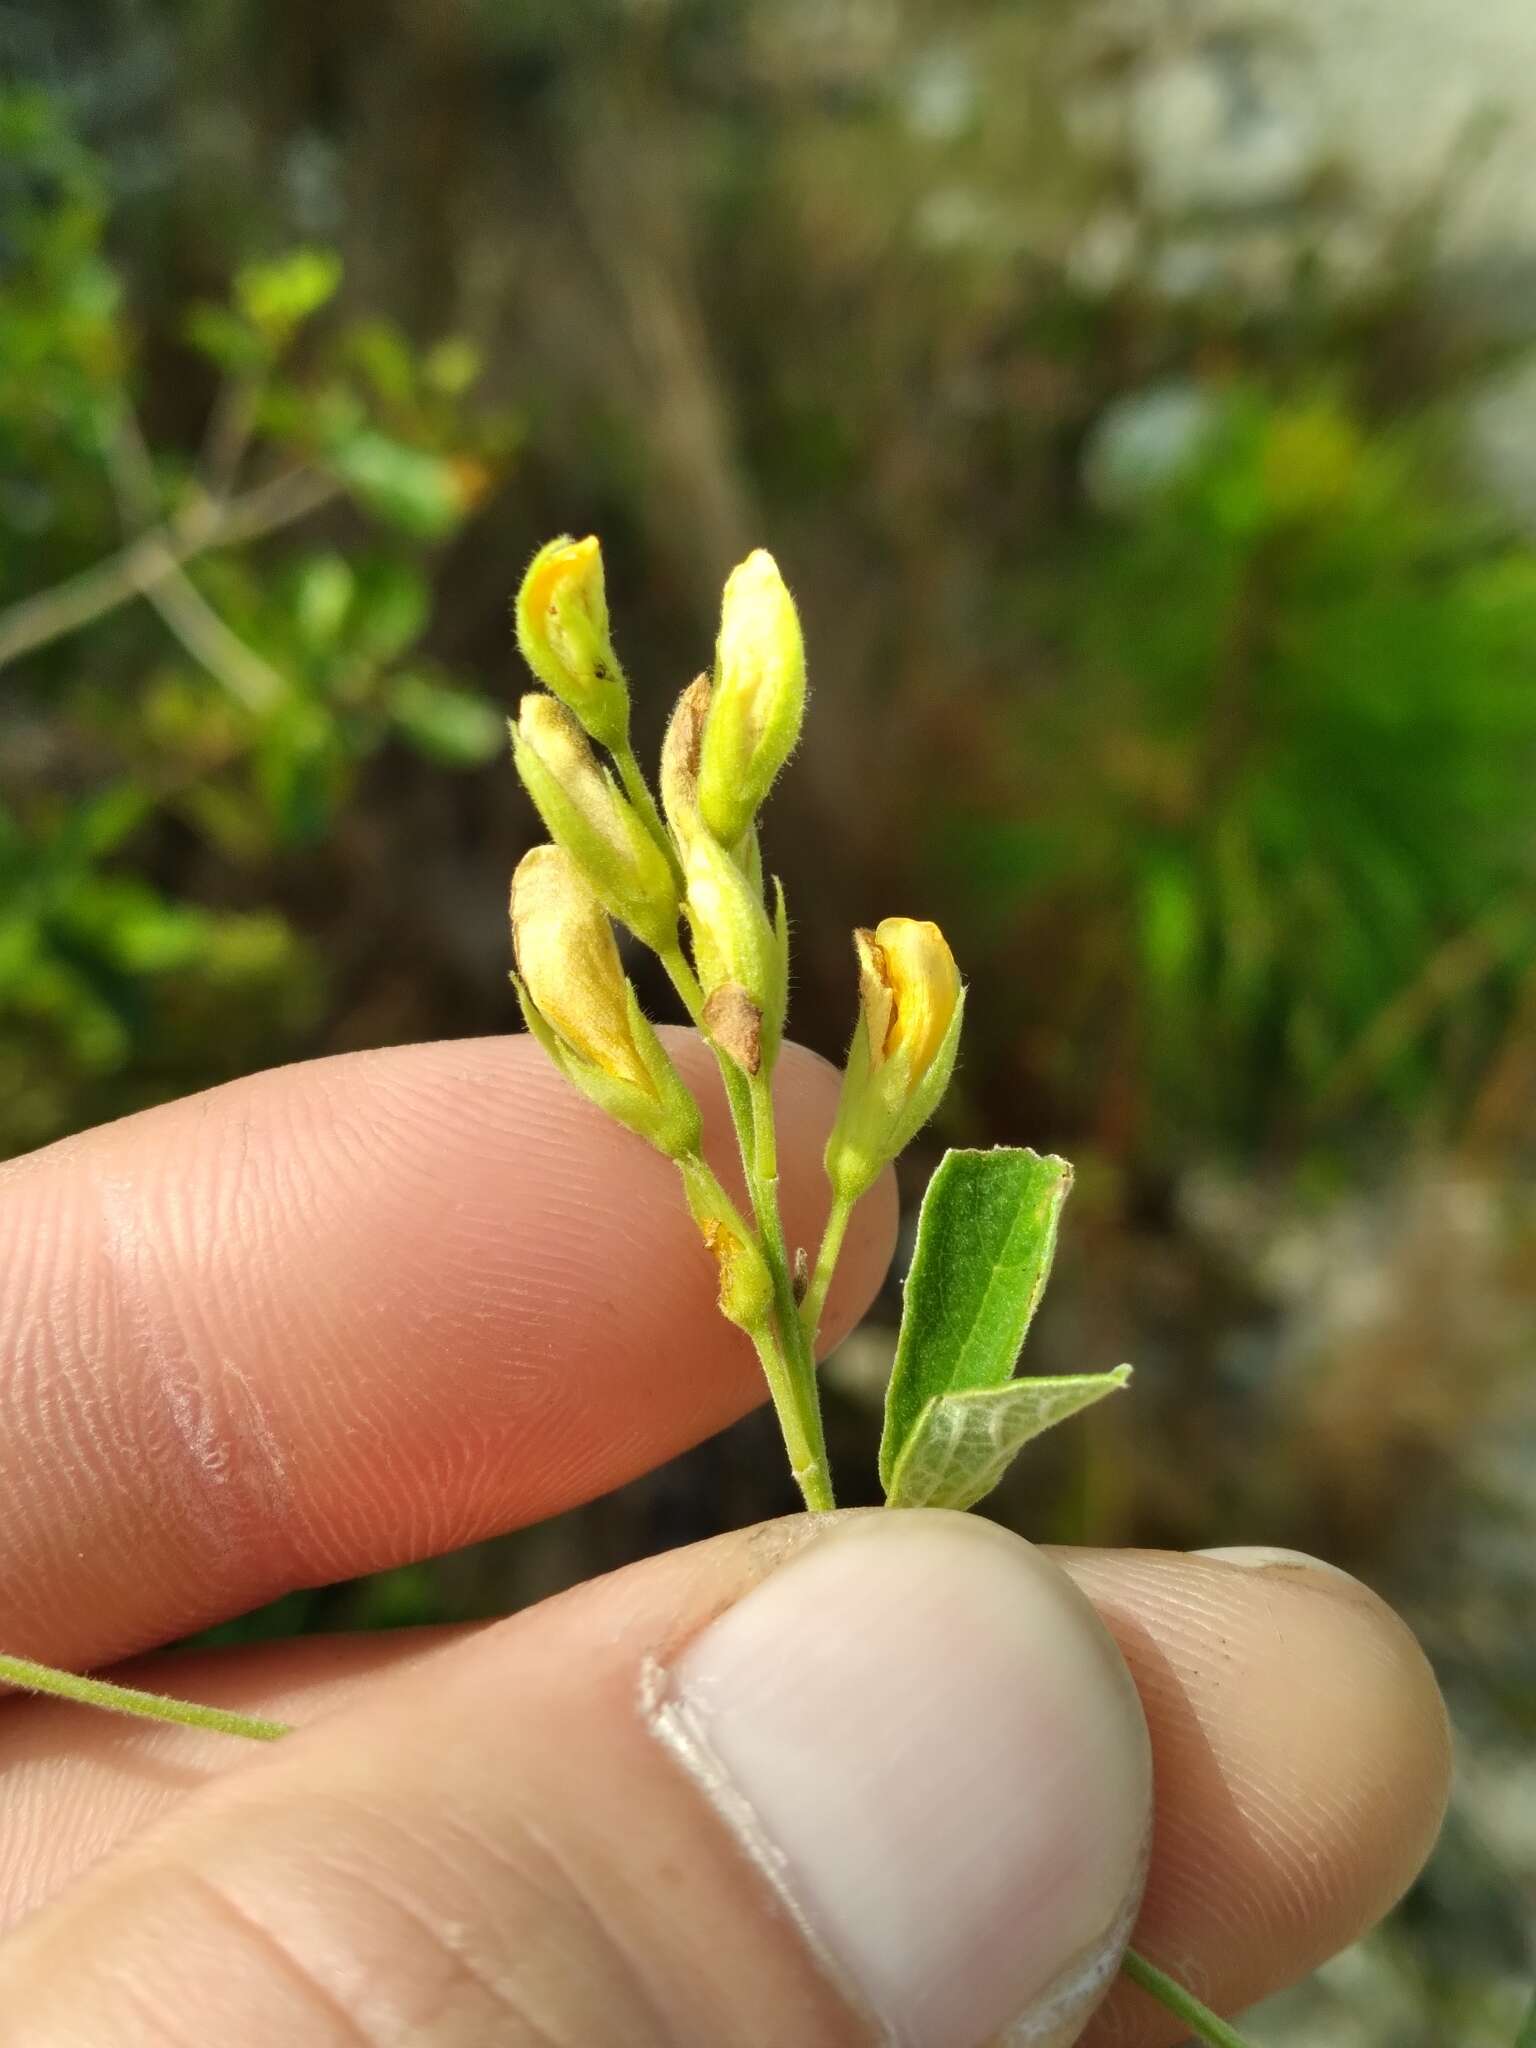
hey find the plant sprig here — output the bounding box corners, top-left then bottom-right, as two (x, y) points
(506, 533), (1127, 1523)
(0, 532), (1254, 2045)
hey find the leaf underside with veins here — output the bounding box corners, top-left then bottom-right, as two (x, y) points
(885, 1369), (1132, 1510)
(880, 1147), (1131, 1511)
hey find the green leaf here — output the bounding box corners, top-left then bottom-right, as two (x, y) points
(234, 248), (343, 344)
(183, 302), (266, 373)
(880, 1147), (1127, 1508)
(328, 429), (467, 539)
(885, 1369), (1132, 1511)
(292, 554), (357, 653)
(388, 674), (503, 766)
(352, 559), (430, 663)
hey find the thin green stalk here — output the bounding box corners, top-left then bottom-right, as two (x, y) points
(657, 942), (755, 1149)
(0, 1653), (289, 1743)
(747, 1069), (834, 1510)
(678, 1152), (831, 1512)
(658, 936), (767, 1226)
(1121, 1948), (1254, 2047)
(747, 1324), (833, 1511)
(799, 1188), (854, 1351)
(1516, 1986), (1536, 2048)
(658, 943), (832, 1510)
(614, 740), (684, 891)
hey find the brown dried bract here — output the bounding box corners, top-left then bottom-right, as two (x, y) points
(702, 981), (764, 1076)
(660, 672), (712, 839)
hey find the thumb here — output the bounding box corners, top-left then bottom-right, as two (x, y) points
(0, 1512), (1151, 2048)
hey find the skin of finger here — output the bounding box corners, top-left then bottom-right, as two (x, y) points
(1051, 1550), (1452, 2046)
(0, 1519), (866, 2048)
(0, 1542), (1450, 2038)
(0, 1033), (895, 1670)
(0, 1628), (465, 1932)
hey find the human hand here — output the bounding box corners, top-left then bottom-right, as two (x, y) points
(0, 1034), (1449, 2045)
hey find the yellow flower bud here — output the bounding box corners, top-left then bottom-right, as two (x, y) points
(510, 845), (701, 1159)
(825, 917), (965, 1202)
(684, 832), (785, 1071)
(855, 919), (962, 1078)
(679, 1155), (775, 1332)
(513, 694), (679, 953)
(515, 535), (629, 749)
(510, 846), (653, 1094)
(698, 549), (805, 848)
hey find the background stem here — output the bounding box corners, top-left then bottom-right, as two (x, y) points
(1121, 1948), (1255, 2047)
(0, 1653), (290, 1742)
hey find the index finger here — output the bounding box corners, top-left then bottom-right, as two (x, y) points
(0, 1033), (895, 1670)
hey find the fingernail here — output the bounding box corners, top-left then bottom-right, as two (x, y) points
(1194, 1544), (1361, 1586)
(651, 1512), (1151, 2048)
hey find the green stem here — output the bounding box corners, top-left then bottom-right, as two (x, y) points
(657, 944), (833, 1510)
(1516, 1987), (1536, 2048)
(614, 740), (684, 891)
(659, 941), (758, 1172)
(747, 1324), (833, 1512)
(1121, 1948), (1254, 2047)
(747, 1069), (834, 1512)
(677, 1153), (831, 1512)
(0, 1652), (289, 1743)
(799, 1189), (854, 1352)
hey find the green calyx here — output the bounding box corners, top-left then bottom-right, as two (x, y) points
(512, 696), (679, 954)
(513, 971), (701, 1159)
(824, 982), (966, 1203)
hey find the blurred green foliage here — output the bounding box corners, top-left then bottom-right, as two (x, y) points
(0, 89), (515, 1153)
(2, 16), (1534, 2036)
(939, 387), (1536, 1158)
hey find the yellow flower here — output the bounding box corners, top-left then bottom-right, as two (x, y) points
(683, 831), (786, 1072)
(515, 534), (629, 748)
(510, 847), (653, 1093)
(854, 919), (962, 1080)
(824, 917), (965, 1203)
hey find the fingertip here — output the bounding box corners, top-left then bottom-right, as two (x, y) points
(1059, 1548), (1452, 2041)
(1187, 1548), (1452, 1928)
(0, 1031), (897, 1666)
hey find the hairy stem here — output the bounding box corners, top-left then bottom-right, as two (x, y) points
(677, 1154), (830, 1511)
(1120, 1949), (1254, 2047)
(658, 941), (756, 1161)
(747, 1324), (833, 1512)
(659, 941), (832, 1508)
(747, 1069), (833, 1511)
(799, 1189), (854, 1352)
(614, 740), (685, 891)
(0, 1653), (290, 1743)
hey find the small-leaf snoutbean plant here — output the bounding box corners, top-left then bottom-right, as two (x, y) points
(1, 536), (1251, 2047)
